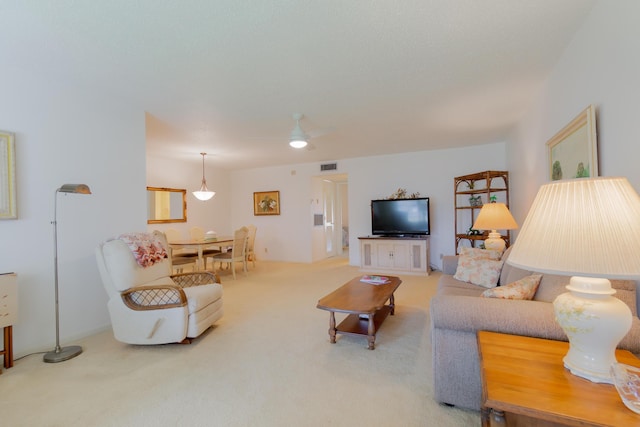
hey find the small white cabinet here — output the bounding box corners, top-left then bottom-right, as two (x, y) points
(359, 237), (430, 276)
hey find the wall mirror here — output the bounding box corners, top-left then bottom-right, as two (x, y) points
(147, 187), (187, 224)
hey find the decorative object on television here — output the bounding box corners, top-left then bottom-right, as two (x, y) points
(472, 202), (518, 252)
(387, 188), (421, 199)
(192, 152), (215, 201)
(45, 184), (92, 363)
(507, 177), (640, 384)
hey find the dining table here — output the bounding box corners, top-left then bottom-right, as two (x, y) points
(168, 236), (234, 271)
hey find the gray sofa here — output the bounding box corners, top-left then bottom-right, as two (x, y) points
(429, 248), (640, 411)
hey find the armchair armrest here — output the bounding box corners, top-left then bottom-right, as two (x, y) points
(171, 271), (220, 288)
(121, 285), (187, 311)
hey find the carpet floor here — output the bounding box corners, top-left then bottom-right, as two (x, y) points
(0, 257), (479, 426)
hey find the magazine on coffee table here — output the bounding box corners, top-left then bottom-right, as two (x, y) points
(360, 275), (390, 285)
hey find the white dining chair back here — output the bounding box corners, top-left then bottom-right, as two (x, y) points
(210, 226), (248, 279)
(245, 224), (257, 268)
(190, 226), (205, 241)
(163, 228), (198, 272)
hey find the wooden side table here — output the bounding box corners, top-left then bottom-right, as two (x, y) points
(478, 330), (640, 427)
(0, 273), (17, 373)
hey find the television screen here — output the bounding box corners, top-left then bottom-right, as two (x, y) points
(371, 198), (430, 236)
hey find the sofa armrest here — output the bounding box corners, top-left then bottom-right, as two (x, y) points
(441, 256), (459, 276)
(121, 285), (187, 311)
(430, 294), (567, 341)
(171, 271), (220, 287)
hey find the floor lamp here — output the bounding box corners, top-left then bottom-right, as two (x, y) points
(44, 184), (92, 363)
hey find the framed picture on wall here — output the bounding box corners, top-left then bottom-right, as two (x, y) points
(0, 130), (17, 219)
(547, 105), (598, 181)
(253, 190), (280, 215)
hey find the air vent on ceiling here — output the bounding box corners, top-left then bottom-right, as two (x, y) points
(320, 163), (337, 171)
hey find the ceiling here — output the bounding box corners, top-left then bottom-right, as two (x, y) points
(2, 1), (595, 170)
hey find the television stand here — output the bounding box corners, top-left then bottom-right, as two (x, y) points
(358, 236), (430, 276)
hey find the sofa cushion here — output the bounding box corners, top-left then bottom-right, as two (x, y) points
(459, 247), (502, 260)
(482, 274), (542, 300)
(453, 256), (503, 288)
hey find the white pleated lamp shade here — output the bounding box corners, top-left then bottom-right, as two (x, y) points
(507, 177), (640, 279)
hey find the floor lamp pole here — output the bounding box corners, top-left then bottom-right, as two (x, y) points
(43, 184), (91, 363)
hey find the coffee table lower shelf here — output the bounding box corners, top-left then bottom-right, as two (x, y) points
(337, 306), (391, 337)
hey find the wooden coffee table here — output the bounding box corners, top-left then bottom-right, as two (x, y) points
(478, 330), (640, 426)
(316, 275), (401, 350)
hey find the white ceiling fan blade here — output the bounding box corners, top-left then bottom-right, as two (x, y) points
(307, 126), (335, 139)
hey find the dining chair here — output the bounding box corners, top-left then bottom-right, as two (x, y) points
(164, 228), (198, 273)
(190, 226), (222, 270)
(245, 224), (257, 268)
(210, 226), (248, 279)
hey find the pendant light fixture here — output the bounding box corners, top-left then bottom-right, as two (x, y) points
(192, 152), (215, 201)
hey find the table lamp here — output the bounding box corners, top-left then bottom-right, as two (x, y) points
(507, 177), (640, 383)
(472, 202), (518, 252)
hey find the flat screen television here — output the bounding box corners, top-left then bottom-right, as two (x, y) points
(371, 197), (430, 236)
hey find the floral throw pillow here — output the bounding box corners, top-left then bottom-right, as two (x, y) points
(458, 247), (502, 261)
(453, 255), (504, 288)
(482, 274), (543, 300)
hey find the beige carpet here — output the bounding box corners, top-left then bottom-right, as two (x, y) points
(0, 257), (479, 426)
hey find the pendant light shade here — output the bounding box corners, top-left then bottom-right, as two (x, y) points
(193, 153), (215, 201)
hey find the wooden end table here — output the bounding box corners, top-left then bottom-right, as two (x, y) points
(316, 275), (401, 350)
(478, 330), (640, 426)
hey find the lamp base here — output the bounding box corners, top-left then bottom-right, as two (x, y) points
(483, 230), (506, 252)
(553, 276), (632, 384)
(43, 345), (83, 363)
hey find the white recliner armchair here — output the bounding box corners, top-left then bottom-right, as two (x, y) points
(95, 231), (224, 345)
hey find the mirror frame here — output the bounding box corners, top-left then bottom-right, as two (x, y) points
(147, 186), (187, 224)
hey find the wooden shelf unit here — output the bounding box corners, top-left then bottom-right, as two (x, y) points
(454, 171), (510, 254)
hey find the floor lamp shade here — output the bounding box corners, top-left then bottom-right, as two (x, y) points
(44, 183), (92, 363)
(507, 177), (640, 383)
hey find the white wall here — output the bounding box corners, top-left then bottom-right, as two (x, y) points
(508, 1), (640, 224)
(229, 142), (506, 269)
(146, 154), (231, 238)
(343, 143), (506, 270)
(0, 65), (147, 356)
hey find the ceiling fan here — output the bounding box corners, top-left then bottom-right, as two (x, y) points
(288, 113), (333, 150)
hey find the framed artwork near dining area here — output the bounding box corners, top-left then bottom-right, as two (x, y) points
(253, 191), (280, 215)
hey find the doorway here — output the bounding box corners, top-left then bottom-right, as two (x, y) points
(320, 174), (348, 258)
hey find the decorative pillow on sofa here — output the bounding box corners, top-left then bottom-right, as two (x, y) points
(458, 247), (502, 261)
(453, 254), (504, 288)
(481, 274), (543, 300)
